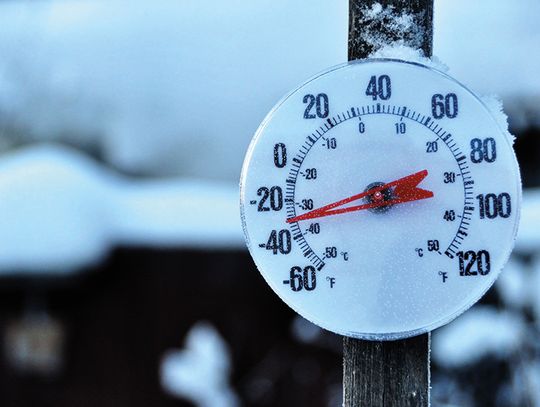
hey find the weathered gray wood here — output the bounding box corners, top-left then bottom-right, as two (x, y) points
(343, 334), (430, 406)
(348, 0), (433, 60)
(344, 1), (433, 406)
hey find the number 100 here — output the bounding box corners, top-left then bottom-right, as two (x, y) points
(476, 193), (511, 219)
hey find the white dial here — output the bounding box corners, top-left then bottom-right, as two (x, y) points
(240, 59), (521, 340)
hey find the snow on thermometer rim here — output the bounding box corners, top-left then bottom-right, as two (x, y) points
(240, 58), (522, 340)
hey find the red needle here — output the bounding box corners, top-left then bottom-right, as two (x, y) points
(286, 170), (434, 223)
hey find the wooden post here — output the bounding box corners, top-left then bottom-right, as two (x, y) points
(344, 1), (433, 406)
(348, 0), (433, 60)
(343, 335), (430, 406)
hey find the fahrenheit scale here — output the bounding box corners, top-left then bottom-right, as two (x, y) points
(240, 59), (521, 339)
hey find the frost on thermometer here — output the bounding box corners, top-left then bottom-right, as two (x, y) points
(240, 59), (521, 340)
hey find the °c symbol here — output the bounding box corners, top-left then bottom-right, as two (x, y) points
(415, 248), (424, 257)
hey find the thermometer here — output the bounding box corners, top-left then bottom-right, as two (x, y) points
(240, 59), (521, 340)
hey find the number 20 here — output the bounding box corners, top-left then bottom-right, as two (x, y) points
(303, 94), (329, 119)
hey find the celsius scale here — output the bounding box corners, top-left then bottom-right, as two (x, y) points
(240, 59), (521, 340)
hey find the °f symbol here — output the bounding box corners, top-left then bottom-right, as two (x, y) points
(326, 277), (336, 288)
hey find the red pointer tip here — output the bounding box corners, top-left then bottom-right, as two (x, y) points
(286, 170), (434, 223)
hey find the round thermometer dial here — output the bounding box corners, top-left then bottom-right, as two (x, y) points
(240, 59), (521, 340)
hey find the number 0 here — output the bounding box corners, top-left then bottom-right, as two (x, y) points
(273, 143), (287, 167)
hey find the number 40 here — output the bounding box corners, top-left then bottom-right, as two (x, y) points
(365, 75), (391, 100)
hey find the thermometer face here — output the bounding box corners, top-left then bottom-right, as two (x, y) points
(240, 59), (521, 340)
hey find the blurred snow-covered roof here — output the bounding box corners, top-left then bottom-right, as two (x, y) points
(0, 144), (535, 275)
(0, 144), (242, 275)
(0, 0), (347, 180)
(0, 0), (538, 180)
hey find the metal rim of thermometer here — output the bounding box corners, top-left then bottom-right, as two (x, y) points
(240, 59), (521, 340)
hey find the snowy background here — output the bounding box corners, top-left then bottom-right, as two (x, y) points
(0, 0), (538, 406)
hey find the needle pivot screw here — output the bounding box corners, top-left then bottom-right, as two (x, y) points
(365, 182), (394, 213)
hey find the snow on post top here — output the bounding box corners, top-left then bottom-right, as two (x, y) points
(368, 44), (447, 72)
